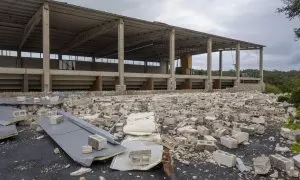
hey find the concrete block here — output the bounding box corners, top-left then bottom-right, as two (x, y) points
(220, 135), (238, 149)
(174, 136), (187, 145)
(82, 145), (93, 154)
(232, 132), (249, 144)
(253, 155), (271, 174)
(203, 135), (217, 142)
(115, 123), (123, 132)
(281, 128), (292, 139)
(252, 116), (265, 124)
(88, 134), (107, 150)
(196, 140), (217, 152)
(214, 128), (227, 138)
(293, 154), (300, 168)
(16, 96), (26, 102)
(33, 98), (40, 103)
(129, 150), (151, 166)
(240, 125), (255, 135)
(197, 126), (210, 136)
(50, 96), (59, 103)
(49, 115), (64, 125)
(13, 110), (27, 118)
(30, 121), (39, 130)
(270, 154), (294, 172)
(213, 150), (236, 167)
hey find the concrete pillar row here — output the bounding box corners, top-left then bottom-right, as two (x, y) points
(116, 19), (126, 92)
(259, 47), (265, 92)
(42, 2), (50, 92)
(235, 42), (241, 86)
(167, 28), (176, 90)
(205, 37), (212, 91)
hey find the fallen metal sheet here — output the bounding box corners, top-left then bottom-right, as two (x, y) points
(0, 124), (18, 140)
(58, 111), (119, 145)
(110, 139), (163, 171)
(37, 115), (125, 167)
(0, 97), (64, 106)
(0, 106), (30, 126)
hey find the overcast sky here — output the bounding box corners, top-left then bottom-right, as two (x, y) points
(60, 0), (300, 71)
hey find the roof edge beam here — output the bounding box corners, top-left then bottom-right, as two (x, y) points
(60, 20), (118, 53)
(98, 29), (168, 57)
(19, 5), (43, 50)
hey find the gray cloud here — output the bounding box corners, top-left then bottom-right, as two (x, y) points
(59, 0), (300, 71)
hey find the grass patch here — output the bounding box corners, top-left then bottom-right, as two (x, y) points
(284, 117), (300, 130)
(291, 143), (300, 153)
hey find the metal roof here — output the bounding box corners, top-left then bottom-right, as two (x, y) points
(0, 0), (264, 61)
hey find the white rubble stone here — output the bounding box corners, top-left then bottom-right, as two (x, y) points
(214, 128), (227, 138)
(232, 132), (249, 144)
(177, 126), (198, 138)
(174, 136), (187, 145)
(213, 150), (236, 167)
(54, 148), (60, 154)
(88, 134), (107, 150)
(236, 157), (249, 172)
(252, 116), (266, 124)
(33, 97), (40, 103)
(270, 170), (279, 178)
(203, 135), (217, 142)
(253, 155), (271, 175)
(240, 125), (255, 135)
(197, 126), (210, 136)
(293, 154), (300, 168)
(220, 135), (238, 149)
(49, 115), (64, 125)
(270, 154), (294, 172)
(82, 145), (93, 154)
(70, 167), (92, 176)
(16, 96), (26, 102)
(281, 128), (292, 139)
(275, 144), (290, 152)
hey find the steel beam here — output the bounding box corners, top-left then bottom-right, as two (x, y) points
(19, 6), (43, 50)
(60, 20), (118, 53)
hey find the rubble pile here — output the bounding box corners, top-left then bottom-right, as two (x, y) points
(62, 92), (286, 164)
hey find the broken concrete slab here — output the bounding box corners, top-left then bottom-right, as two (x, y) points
(0, 106), (30, 126)
(0, 124), (18, 140)
(37, 114), (125, 167)
(253, 155), (271, 175)
(123, 112), (157, 136)
(110, 140), (163, 171)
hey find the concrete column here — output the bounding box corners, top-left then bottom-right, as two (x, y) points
(218, 50), (223, 89)
(184, 79), (192, 89)
(42, 3), (50, 92)
(259, 47), (264, 92)
(160, 60), (167, 74)
(144, 60), (148, 73)
(235, 42), (241, 86)
(17, 50), (22, 68)
(23, 74), (29, 92)
(92, 76), (102, 91)
(205, 37), (212, 91)
(116, 19), (126, 92)
(180, 54), (192, 75)
(146, 78), (154, 90)
(167, 28), (176, 90)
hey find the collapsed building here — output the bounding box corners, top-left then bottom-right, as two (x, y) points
(0, 0), (264, 92)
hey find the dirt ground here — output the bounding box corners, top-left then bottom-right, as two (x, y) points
(0, 121), (298, 180)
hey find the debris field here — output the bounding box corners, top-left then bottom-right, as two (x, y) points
(0, 91), (299, 180)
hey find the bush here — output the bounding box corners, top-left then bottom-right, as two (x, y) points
(291, 88), (300, 107)
(265, 83), (282, 94)
(278, 95), (290, 102)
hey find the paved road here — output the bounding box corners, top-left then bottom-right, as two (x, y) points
(0, 123), (298, 180)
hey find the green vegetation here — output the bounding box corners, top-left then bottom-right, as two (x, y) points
(284, 117), (300, 130)
(291, 143), (300, 153)
(265, 83), (282, 94)
(278, 95), (290, 102)
(277, 0), (300, 39)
